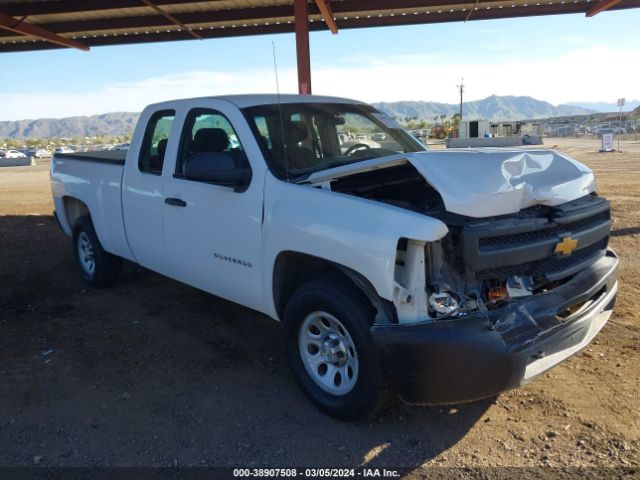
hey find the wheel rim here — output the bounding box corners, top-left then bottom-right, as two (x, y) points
(298, 311), (359, 396)
(77, 231), (95, 276)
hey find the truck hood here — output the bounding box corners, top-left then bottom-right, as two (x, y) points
(305, 149), (595, 218)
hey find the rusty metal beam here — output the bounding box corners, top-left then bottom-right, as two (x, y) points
(314, 0), (338, 34)
(294, 0), (312, 94)
(586, 0), (624, 16)
(4, 0), (639, 39)
(0, 10), (89, 50)
(139, 0), (202, 39)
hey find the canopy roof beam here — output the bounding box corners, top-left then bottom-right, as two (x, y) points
(314, 0), (338, 34)
(586, 0), (625, 16)
(138, 0), (202, 39)
(465, 0), (482, 20)
(0, 10), (89, 50)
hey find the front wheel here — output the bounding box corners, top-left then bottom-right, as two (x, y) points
(284, 276), (394, 420)
(72, 215), (121, 288)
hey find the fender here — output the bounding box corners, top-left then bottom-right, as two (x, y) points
(261, 173), (448, 318)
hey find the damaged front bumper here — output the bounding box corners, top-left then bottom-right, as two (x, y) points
(371, 250), (618, 405)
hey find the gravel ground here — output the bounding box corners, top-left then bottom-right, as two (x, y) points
(0, 137), (638, 474)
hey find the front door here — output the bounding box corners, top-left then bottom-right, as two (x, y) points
(161, 101), (264, 311)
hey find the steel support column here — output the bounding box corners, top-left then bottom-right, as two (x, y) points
(294, 0), (312, 94)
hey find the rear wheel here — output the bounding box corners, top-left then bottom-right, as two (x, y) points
(72, 215), (121, 288)
(284, 276), (395, 420)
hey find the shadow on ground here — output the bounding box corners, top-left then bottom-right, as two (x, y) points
(611, 226), (640, 237)
(0, 215), (489, 468)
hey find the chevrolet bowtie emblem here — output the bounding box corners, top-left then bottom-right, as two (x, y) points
(555, 236), (578, 256)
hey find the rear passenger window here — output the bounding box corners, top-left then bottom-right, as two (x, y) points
(175, 108), (248, 178)
(139, 110), (175, 175)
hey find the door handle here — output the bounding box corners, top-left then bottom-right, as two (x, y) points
(164, 197), (187, 207)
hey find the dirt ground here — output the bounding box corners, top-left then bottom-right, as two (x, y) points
(0, 137), (638, 473)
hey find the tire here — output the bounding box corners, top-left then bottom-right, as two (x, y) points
(72, 215), (121, 288)
(284, 275), (395, 420)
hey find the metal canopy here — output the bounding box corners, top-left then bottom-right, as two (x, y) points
(1, 0), (638, 53)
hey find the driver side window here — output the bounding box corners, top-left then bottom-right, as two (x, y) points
(175, 108), (249, 180)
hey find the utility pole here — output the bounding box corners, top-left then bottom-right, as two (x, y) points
(457, 78), (464, 120)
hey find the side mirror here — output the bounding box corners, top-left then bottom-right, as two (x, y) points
(183, 152), (251, 192)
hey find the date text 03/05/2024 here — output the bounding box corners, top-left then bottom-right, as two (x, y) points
(232, 468), (400, 478)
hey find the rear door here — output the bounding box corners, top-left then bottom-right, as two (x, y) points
(122, 107), (179, 272)
(160, 99), (265, 311)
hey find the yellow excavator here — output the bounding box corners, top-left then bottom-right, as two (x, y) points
(430, 115), (460, 139)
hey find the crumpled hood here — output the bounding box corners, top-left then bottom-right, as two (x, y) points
(405, 149), (595, 217)
(305, 148), (595, 218)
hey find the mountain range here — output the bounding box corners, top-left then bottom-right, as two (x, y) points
(372, 95), (596, 122)
(0, 112), (139, 140)
(0, 95), (606, 139)
(564, 100), (640, 113)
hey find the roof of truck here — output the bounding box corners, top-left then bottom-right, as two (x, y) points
(147, 94), (367, 110)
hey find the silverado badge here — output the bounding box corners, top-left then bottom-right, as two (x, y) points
(555, 236), (578, 256)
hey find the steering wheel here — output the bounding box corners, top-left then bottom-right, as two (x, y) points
(344, 143), (372, 156)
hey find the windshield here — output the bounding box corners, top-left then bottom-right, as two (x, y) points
(242, 102), (425, 180)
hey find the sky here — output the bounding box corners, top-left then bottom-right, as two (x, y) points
(0, 10), (639, 120)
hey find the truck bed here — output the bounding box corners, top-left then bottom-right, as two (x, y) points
(51, 148), (131, 261)
(55, 150), (126, 165)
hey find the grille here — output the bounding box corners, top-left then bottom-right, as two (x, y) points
(476, 237), (608, 280)
(479, 210), (610, 249)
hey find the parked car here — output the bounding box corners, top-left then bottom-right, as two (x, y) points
(4, 149), (27, 158)
(27, 149), (52, 158)
(51, 94), (618, 419)
(54, 146), (75, 154)
(113, 143), (130, 151)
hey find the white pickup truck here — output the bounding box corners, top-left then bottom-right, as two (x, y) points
(51, 94), (618, 419)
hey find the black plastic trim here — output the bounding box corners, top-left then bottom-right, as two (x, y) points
(55, 152), (125, 165)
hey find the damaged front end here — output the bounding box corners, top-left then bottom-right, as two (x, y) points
(325, 155), (618, 404)
(422, 191), (612, 327)
(384, 190), (617, 404)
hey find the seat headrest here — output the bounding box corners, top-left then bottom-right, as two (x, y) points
(285, 121), (309, 144)
(193, 128), (229, 152)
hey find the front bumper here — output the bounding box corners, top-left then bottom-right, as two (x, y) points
(372, 250), (618, 405)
